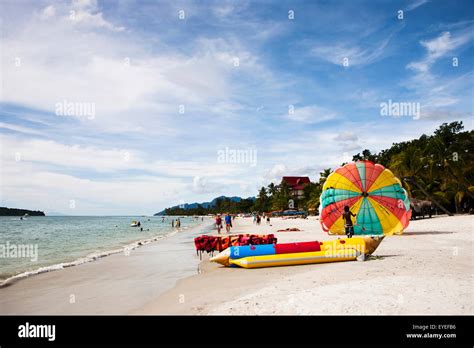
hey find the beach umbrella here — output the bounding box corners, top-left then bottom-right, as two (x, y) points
(320, 161), (411, 235)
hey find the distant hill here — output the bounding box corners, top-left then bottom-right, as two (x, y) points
(154, 196), (256, 216)
(0, 207), (45, 216)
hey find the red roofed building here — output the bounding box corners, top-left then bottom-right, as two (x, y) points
(282, 176), (310, 199)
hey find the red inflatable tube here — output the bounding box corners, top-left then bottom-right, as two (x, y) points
(275, 241), (321, 254)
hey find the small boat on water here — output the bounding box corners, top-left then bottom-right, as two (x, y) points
(130, 220), (141, 227)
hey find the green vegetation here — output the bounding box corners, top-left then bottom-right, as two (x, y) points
(0, 207), (45, 216)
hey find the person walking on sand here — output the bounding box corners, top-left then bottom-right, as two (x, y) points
(216, 215), (222, 234)
(172, 219), (174, 228)
(225, 213), (232, 233)
(342, 205), (356, 238)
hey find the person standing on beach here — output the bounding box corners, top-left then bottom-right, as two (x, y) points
(342, 205), (356, 238)
(225, 213), (232, 233)
(216, 215), (222, 234)
(172, 219), (174, 228)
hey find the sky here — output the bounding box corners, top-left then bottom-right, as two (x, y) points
(0, 0), (473, 215)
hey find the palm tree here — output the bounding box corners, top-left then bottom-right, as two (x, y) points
(255, 187), (268, 212)
(306, 185), (322, 213)
(319, 168), (332, 186)
(267, 182), (277, 197)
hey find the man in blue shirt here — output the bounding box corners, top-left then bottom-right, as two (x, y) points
(225, 213), (232, 233)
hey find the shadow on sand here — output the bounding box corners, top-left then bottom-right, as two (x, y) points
(368, 254), (400, 261)
(400, 231), (454, 236)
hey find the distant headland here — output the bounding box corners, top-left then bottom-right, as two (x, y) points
(0, 207), (45, 216)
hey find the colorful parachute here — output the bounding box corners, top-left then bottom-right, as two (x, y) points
(320, 161), (411, 235)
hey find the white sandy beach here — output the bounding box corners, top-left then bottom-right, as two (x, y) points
(0, 215), (472, 315)
(134, 215), (473, 315)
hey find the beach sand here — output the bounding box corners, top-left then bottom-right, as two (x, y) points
(134, 215), (473, 315)
(1, 215), (472, 315)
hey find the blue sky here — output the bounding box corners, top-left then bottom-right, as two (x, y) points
(1, 0), (473, 215)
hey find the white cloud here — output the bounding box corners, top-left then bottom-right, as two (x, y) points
(311, 36), (391, 67)
(334, 132), (358, 142)
(286, 105), (337, 123)
(404, 28), (474, 121)
(0, 122), (46, 136)
(349, 89), (382, 109)
(419, 107), (471, 121)
(192, 176), (216, 194)
(0, 135), (260, 214)
(68, 0), (125, 31)
(0, 0), (286, 214)
(263, 164), (287, 183)
(1, 4), (273, 135)
(213, 5), (235, 18)
(41, 5), (55, 19)
(406, 0), (429, 11)
(334, 132), (362, 152)
(72, 0), (98, 10)
(407, 31), (473, 73)
(69, 9), (125, 32)
(1, 163), (186, 215)
(0, 136), (244, 178)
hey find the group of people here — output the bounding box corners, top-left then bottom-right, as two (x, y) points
(215, 213), (233, 234)
(253, 213), (270, 225)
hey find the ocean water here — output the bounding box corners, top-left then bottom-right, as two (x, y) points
(0, 215), (206, 283)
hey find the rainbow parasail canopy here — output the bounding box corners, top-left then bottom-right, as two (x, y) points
(320, 161), (411, 236)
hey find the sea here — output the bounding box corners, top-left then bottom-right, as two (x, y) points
(0, 215), (208, 285)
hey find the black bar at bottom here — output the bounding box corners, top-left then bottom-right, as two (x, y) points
(0, 315), (472, 346)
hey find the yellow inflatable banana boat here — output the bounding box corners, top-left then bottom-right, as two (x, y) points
(318, 236), (382, 255)
(211, 236), (383, 268)
(222, 236), (383, 269)
(229, 249), (359, 268)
